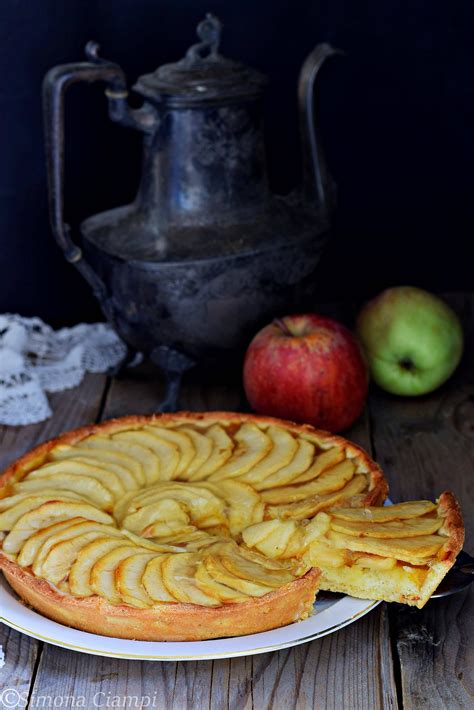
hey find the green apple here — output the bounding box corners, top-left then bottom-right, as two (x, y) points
(356, 287), (463, 396)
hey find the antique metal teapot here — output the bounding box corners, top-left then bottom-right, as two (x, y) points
(43, 14), (340, 409)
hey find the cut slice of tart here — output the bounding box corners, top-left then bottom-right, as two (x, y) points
(242, 492), (464, 608)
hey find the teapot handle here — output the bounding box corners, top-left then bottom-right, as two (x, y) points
(298, 43), (343, 218)
(42, 42), (156, 319)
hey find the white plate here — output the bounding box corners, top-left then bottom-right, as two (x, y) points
(0, 575), (378, 661)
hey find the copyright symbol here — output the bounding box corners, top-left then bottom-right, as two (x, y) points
(0, 688), (23, 708)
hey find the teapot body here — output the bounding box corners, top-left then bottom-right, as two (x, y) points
(82, 201), (328, 368)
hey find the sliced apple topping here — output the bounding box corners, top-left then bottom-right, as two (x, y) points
(2, 502), (113, 554)
(329, 500), (436, 522)
(113, 430), (178, 481)
(326, 530), (444, 565)
(261, 459), (356, 505)
(176, 427), (213, 479)
(186, 425), (234, 480)
(289, 446), (346, 485)
(266, 473), (368, 520)
(0, 494), (88, 531)
(17, 519), (81, 568)
(108, 434), (159, 483)
(48, 447), (139, 491)
(142, 555), (178, 602)
(203, 555), (275, 597)
(33, 520), (123, 578)
(14, 473), (114, 510)
(90, 545), (145, 605)
(208, 423), (271, 481)
(194, 561), (250, 603)
(329, 516), (442, 539)
(237, 426), (298, 486)
(161, 553), (221, 606)
(253, 438), (315, 491)
(69, 538), (130, 597)
(115, 553), (156, 608)
(144, 425), (195, 478)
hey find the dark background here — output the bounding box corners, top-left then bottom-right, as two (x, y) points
(0, 0), (472, 326)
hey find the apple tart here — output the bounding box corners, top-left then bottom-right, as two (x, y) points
(0, 412), (463, 640)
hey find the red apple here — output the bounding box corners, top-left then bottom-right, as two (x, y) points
(243, 314), (368, 432)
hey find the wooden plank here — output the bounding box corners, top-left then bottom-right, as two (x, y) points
(368, 293), (474, 708)
(0, 373), (108, 703)
(31, 365), (397, 709)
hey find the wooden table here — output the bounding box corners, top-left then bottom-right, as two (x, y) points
(1, 294), (473, 709)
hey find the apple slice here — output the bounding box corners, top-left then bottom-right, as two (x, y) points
(39, 531), (113, 585)
(0, 494), (87, 531)
(90, 545), (144, 604)
(69, 538), (128, 596)
(198, 479), (264, 536)
(306, 540), (348, 568)
(0, 490), (86, 513)
(208, 423), (272, 482)
(220, 551), (295, 587)
(266, 473), (368, 520)
(194, 561), (250, 603)
(326, 530), (445, 565)
(242, 520), (297, 559)
(115, 553), (156, 607)
(48, 447), (139, 491)
(2, 501), (113, 554)
(126, 483), (226, 528)
(253, 439), (315, 491)
(203, 555), (274, 596)
(289, 447), (345, 485)
(74, 437), (145, 484)
(17, 519), (79, 568)
(14, 473), (114, 510)
(33, 520), (123, 577)
(237, 545), (297, 571)
(176, 427), (213, 479)
(121, 530), (183, 553)
(154, 529), (215, 549)
(113, 490), (142, 524)
(109, 434), (159, 484)
(261, 459), (356, 505)
(187, 425), (234, 480)
(142, 555), (178, 602)
(329, 516), (443, 539)
(161, 553), (220, 606)
(28, 459), (126, 500)
(329, 501), (436, 522)
(352, 554), (397, 570)
(144, 425), (195, 478)
(237, 426), (298, 485)
(113, 430), (178, 481)
(122, 498), (190, 535)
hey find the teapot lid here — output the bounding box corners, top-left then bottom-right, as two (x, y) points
(133, 14), (266, 106)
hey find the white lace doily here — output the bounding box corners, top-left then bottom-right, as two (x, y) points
(0, 315), (129, 426)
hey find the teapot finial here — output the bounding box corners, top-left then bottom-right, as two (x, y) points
(185, 13), (223, 63)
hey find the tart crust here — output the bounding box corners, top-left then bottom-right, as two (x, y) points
(0, 557), (320, 641)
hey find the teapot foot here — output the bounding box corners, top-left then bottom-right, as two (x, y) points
(150, 346), (196, 413)
(107, 345), (140, 379)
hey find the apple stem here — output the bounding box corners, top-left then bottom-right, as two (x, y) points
(273, 317), (293, 337)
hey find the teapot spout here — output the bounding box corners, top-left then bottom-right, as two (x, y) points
(298, 43), (342, 217)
